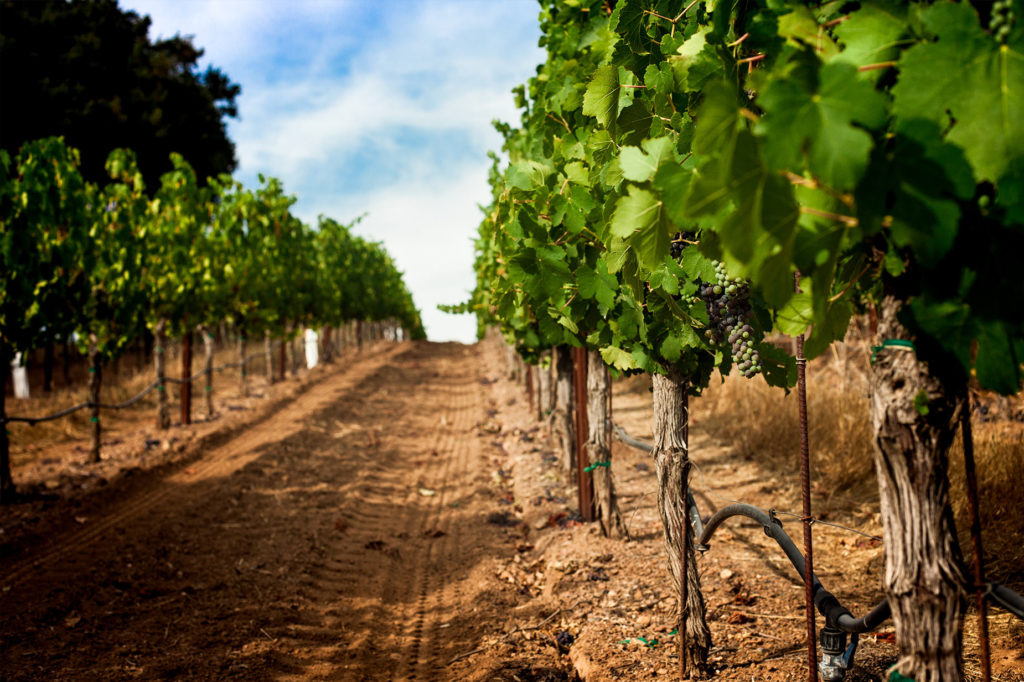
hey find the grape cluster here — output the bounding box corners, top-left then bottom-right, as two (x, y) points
(669, 230), (697, 259)
(698, 260), (762, 378)
(991, 0), (1016, 43)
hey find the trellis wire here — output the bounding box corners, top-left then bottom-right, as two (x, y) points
(2, 343), (286, 426)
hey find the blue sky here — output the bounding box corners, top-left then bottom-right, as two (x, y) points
(121, 0), (544, 342)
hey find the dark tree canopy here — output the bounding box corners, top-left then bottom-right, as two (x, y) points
(0, 0), (240, 188)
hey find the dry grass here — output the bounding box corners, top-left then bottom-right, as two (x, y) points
(686, 328), (1024, 666)
(692, 336), (878, 516)
(690, 331), (1024, 587)
(949, 420), (1024, 585)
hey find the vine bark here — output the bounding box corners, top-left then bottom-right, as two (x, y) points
(652, 372), (711, 674)
(552, 346), (576, 479)
(869, 296), (967, 681)
(154, 319), (169, 430)
(586, 349), (625, 538)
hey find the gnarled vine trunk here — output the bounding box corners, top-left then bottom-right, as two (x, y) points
(525, 364), (535, 418)
(870, 296), (967, 681)
(552, 346), (576, 479)
(181, 327), (193, 426)
(278, 327), (287, 381)
(264, 331), (274, 384)
(586, 349), (625, 538)
(652, 372), (711, 675)
(201, 326), (215, 418)
(237, 334), (248, 397)
(1, 348), (14, 503)
(321, 326), (332, 363)
(538, 351), (552, 422)
(87, 335), (102, 463)
(43, 333), (54, 394)
(154, 319), (170, 430)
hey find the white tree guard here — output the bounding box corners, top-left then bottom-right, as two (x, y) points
(12, 352), (30, 399)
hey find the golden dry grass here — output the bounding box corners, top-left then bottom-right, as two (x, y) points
(689, 330), (1024, 587)
(692, 337), (878, 514)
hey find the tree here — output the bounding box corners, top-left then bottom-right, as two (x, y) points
(0, 0), (240, 190)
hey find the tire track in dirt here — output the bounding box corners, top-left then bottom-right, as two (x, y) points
(0, 343), (405, 592)
(400, 371), (476, 680)
(1, 342), (512, 682)
(316, 344), (485, 680)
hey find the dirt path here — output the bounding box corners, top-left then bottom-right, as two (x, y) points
(0, 342), (514, 681)
(3, 340), (1020, 681)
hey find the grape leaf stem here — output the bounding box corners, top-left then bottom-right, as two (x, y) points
(799, 205), (858, 227)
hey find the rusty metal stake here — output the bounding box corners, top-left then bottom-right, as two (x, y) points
(962, 397), (991, 681)
(795, 273), (817, 682)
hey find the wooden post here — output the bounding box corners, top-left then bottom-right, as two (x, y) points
(181, 328), (192, 425)
(526, 364), (535, 417)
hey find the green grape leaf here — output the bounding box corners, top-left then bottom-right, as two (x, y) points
(678, 246), (717, 282)
(611, 186), (663, 238)
(831, 2), (907, 76)
(583, 64), (621, 132)
(557, 313), (580, 334)
(645, 62), (675, 95)
(891, 2), (1024, 182)
(759, 343), (797, 388)
(648, 260), (680, 296)
(564, 161), (590, 186)
(889, 185), (960, 268)
(508, 161), (548, 191)
(777, 5), (840, 58)
(577, 261), (618, 312)
(618, 1), (651, 54)
(601, 345), (636, 370)
(908, 297), (973, 372)
(775, 292), (813, 336)
(660, 334), (684, 362)
(803, 299), (852, 359)
(612, 186), (673, 272)
(996, 157), (1024, 224)
(654, 162), (694, 226)
(974, 320), (1022, 395)
(757, 61), (886, 190)
(620, 136), (674, 182)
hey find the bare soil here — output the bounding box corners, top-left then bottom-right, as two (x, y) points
(2, 340), (1021, 681)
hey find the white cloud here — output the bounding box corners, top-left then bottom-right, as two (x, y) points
(122, 0), (542, 343)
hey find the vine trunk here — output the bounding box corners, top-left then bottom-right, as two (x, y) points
(553, 346), (576, 479)
(87, 335), (101, 463)
(0, 348), (13, 503)
(237, 335), (247, 398)
(264, 331), (274, 384)
(869, 296), (967, 681)
(154, 319), (169, 430)
(586, 349), (625, 538)
(202, 327), (214, 418)
(652, 372), (711, 676)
